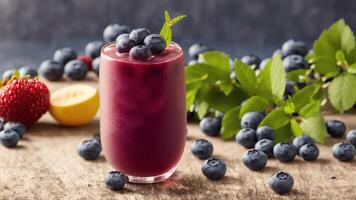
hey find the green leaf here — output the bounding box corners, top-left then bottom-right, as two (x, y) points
(299, 100), (321, 117)
(290, 119), (304, 137)
(259, 108), (291, 130)
(206, 87), (247, 113)
(290, 84), (321, 111)
(283, 100), (296, 115)
(286, 69), (308, 82)
(335, 50), (348, 66)
(327, 19), (345, 49)
(164, 10), (171, 24)
(170, 15), (187, 26)
(239, 96), (269, 118)
(197, 101), (209, 119)
(186, 82), (202, 110)
(221, 106), (241, 140)
(234, 59), (258, 96)
(274, 123), (294, 143)
(313, 56), (340, 77)
(185, 63), (226, 84)
(341, 25), (355, 54)
(347, 62), (356, 74)
(198, 51), (230, 73)
(300, 114), (327, 143)
(328, 72), (356, 112)
(159, 22), (172, 47)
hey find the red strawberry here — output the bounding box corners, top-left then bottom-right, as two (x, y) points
(0, 79), (50, 127)
(77, 55), (93, 71)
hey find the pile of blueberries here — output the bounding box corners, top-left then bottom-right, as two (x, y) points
(0, 118), (26, 148)
(2, 66), (39, 80)
(195, 112), (356, 195)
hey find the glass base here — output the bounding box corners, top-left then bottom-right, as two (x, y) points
(127, 166), (177, 184)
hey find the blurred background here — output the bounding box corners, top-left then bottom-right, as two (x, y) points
(0, 0), (355, 72)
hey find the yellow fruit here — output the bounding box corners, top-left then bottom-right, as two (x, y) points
(49, 84), (99, 126)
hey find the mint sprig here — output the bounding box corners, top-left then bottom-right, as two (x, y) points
(160, 11), (186, 46)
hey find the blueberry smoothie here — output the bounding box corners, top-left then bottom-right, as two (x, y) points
(100, 34), (186, 183)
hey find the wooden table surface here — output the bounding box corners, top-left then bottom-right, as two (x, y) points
(0, 74), (355, 200)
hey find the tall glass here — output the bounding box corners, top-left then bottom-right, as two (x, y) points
(100, 42), (186, 183)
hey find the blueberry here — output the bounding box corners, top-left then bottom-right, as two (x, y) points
(53, 47), (77, 66)
(268, 171), (294, 195)
(201, 158), (227, 180)
(189, 43), (209, 60)
(273, 142), (297, 162)
(292, 135), (315, 151)
(103, 24), (130, 43)
(129, 45), (152, 60)
(105, 171), (126, 191)
(2, 69), (16, 80)
(85, 41), (104, 58)
(332, 142), (356, 162)
(144, 34), (166, 54)
(116, 37), (136, 53)
(64, 60), (88, 80)
(77, 139), (102, 160)
(326, 120), (346, 138)
(299, 143), (319, 161)
(259, 58), (270, 70)
(254, 139), (274, 158)
(281, 39), (308, 57)
(129, 28), (151, 45)
(256, 126), (275, 141)
(39, 59), (64, 81)
(0, 129), (20, 148)
(284, 80), (295, 99)
(236, 128), (257, 148)
(116, 33), (129, 42)
(0, 118), (5, 130)
(19, 66), (38, 78)
(191, 139), (214, 160)
(4, 122), (26, 139)
(92, 57), (100, 77)
(347, 130), (356, 147)
(241, 54), (261, 69)
(199, 117), (221, 136)
(240, 112), (264, 130)
(242, 149), (268, 171)
(283, 55), (309, 72)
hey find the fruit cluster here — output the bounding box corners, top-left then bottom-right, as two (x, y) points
(2, 66), (38, 81)
(0, 118), (26, 148)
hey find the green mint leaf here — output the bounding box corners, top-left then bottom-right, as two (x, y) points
(327, 19), (346, 49)
(290, 84), (321, 111)
(239, 96), (269, 118)
(274, 123), (294, 143)
(290, 119), (304, 137)
(198, 51), (231, 73)
(164, 10), (171, 24)
(259, 108), (291, 130)
(347, 62), (356, 74)
(283, 100), (296, 115)
(314, 56), (340, 78)
(328, 72), (356, 112)
(286, 69), (308, 82)
(185, 63), (226, 84)
(170, 15), (187, 26)
(197, 101), (209, 119)
(300, 114), (327, 143)
(160, 11), (186, 46)
(221, 106), (241, 140)
(299, 100), (321, 117)
(234, 59), (258, 96)
(335, 50), (348, 67)
(186, 82), (202, 110)
(206, 87), (247, 113)
(258, 54), (286, 101)
(341, 25), (355, 54)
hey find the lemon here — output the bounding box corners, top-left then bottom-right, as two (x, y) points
(50, 84), (99, 126)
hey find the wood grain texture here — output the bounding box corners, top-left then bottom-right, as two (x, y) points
(0, 74), (355, 200)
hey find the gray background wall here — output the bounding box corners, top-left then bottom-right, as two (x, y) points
(0, 0), (354, 72)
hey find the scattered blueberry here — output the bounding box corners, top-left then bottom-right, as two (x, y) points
(105, 171), (126, 191)
(189, 43), (209, 60)
(201, 158), (227, 180)
(129, 45), (152, 60)
(199, 117), (221, 136)
(292, 135), (315, 151)
(273, 142), (297, 162)
(2, 69), (16, 80)
(284, 80), (295, 99)
(77, 139), (102, 160)
(268, 171), (294, 195)
(129, 28), (151, 45)
(236, 128), (257, 148)
(116, 33), (129, 42)
(53, 47), (77, 66)
(191, 139), (214, 160)
(4, 122), (26, 139)
(256, 126), (275, 141)
(255, 139), (274, 158)
(64, 60), (88, 80)
(281, 39), (308, 57)
(92, 57), (100, 77)
(103, 24), (130, 43)
(240, 112), (264, 130)
(19, 66), (38, 78)
(116, 37), (136, 53)
(0, 129), (20, 148)
(242, 149), (268, 171)
(346, 130), (356, 147)
(283, 55), (309, 72)
(39, 59), (64, 81)
(259, 58), (270, 70)
(241, 54), (261, 69)
(326, 120), (346, 138)
(299, 143), (319, 161)
(85, 41), (104, 58)
(332, 142), (356, 162)
(0, 118), (5, 130)
(144, 34), (166, 54)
